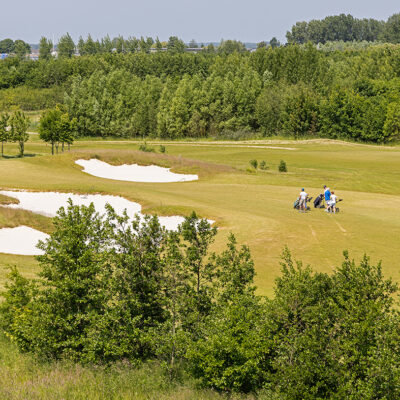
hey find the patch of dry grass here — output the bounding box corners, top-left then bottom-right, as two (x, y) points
(73, 148), (236, 178)
(0, 194), (19, 205)
(0, 207), (53, 233)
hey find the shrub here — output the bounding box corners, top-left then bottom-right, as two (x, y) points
(159, 145), (166, 153)
(259, 160), (268, 170)
(278, 160), (287, 172)
(186, 295), (268, 393)
(139, 142), (155, 152)
(249, 159), (258, 169)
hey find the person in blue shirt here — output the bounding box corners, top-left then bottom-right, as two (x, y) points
(324, 185), (331, 209)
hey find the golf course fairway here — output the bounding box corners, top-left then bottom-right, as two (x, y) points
(1, 136), (400, 296)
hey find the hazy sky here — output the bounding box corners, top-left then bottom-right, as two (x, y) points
(1, 0), (399, 44)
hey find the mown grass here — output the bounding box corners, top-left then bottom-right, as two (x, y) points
(0, 334), (256, 400)
(1, 138), (400, 296)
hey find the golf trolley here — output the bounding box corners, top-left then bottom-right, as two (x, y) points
(293, 196), (313, 211)
(314, 194), (343, 213)
(326, 198), (343, 213)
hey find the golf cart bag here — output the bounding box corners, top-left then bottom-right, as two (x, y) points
(314, 194), (324, 208)
(294, 197), (313, 211)
(326, 199), (343, 213)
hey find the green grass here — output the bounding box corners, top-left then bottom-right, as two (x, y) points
(0, 334), (256, 400)
(1, 138), (400, 296)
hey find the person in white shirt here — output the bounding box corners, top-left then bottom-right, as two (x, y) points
(328, 191), (338, 213)
(299, 188), (308, 213)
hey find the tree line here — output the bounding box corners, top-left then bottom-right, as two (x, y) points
(1, 202), (400, 398)
(2, 42), (400, 142)
(287, 12), (400, 44)
(0, 38), (31, 59)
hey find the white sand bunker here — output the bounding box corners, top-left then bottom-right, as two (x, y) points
(0, 226), (48, 255)
(75, 159), (198, 183)
(0, 190), (186, 232)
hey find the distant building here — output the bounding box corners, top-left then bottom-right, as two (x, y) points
(29, 49), (39, 61)
(185, 47), (204, 54)
(149, 47), (204, 54)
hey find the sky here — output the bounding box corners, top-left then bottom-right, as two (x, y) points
(1, 0), (399, 44)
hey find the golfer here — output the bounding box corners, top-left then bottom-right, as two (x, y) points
(299, 188), (308, 213)
(324, 185), (331, 209)
(329, 191), (338, 213)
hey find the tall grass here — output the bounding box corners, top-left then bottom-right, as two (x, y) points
(0, 334), (256, 400)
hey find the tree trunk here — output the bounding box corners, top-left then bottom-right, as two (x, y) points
(51, 142), (54, 155)
(19, 141), (24, 157)
(1, 141), (3, 157)
(62, 142), (64, 152)
(68, 143), (70, 151)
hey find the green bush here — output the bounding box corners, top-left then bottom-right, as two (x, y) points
(0, 87), (64, 111)
(278, 160), (287, 172)
(259, 160), (268, 170)
(159, 145), (166, 153)
(249, 159), (258, 169)
(139, 142), (155, 152)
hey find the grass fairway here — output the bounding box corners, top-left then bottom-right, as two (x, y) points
(1, 137), (400, 295)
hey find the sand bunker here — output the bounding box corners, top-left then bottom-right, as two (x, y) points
(0, 226), (48, 255)
(0, 190), (213, 255)
(75, 159), (198, 183)
(0, 190), (186, 231)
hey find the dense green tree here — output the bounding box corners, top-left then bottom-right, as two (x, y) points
(269, 37), (280, 48)
(0, 113), (9, 156)
(286, 14), (385, 44)
(14, 40), (30, 59)
(155, 37), (163, 51)
(381, 13), (400, 44)
(256, 85), (284, 136)
(39, 37), (53, 60)
(100, 35), (113, 53)
(282, 84), (319, 137)
(39, 107), (76, 154)
(218, 39), (246, 54)
(0, 38), (14, 53)
(57, 33), (75, 57)
(167, 36), (186, 53)
(9, 111), (29, 156)
(77, 36), (85, 55)
(383, 102), (400, 141)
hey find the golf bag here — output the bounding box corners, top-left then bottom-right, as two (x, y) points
(294, 197), (313, 211)
(326, 199), (343, 213)
(314, 194), (325, 208)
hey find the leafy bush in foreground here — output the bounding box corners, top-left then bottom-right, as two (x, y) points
(2, 203), (400, 398)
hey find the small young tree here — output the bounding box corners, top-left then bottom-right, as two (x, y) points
(249, 159), (258, 169)
(57, 33), (75, 58)
(59, 113), (77, 151)
(39, 108), (62, 154)
(9, 111), (29, 157)
(278, 160), (287, 172)
(179, 212), (218, 334)
(259, 160), (268, 170)
(39, 107), (76, 154)
(0, 113), (9, 157)
(39, 36), (53, 60)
